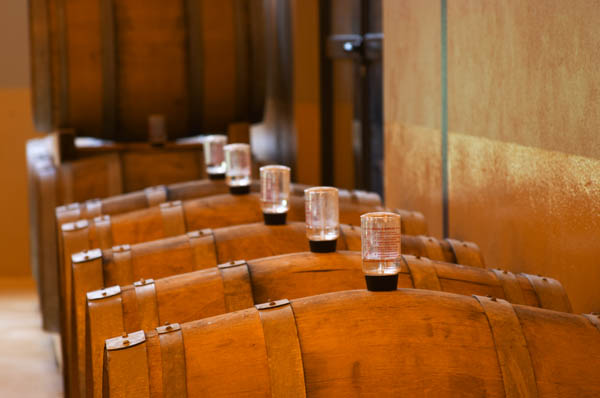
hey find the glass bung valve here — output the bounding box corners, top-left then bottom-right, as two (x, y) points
(361, 212), (402, 291)
(260, 165), (290, 225)
(304, 187), (339, 253)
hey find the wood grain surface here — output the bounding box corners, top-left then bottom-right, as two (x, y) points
(87, 248), (557, 398)
(72, 221), (474, 398)
(103, 289), (600, 397)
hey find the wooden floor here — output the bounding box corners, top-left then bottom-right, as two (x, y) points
(0, 278), (63, 397)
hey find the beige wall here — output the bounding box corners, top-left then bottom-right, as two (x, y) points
(384, 0), (600, 313)
(0, 1), (42, 277)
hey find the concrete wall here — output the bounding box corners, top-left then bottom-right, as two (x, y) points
(0, 0), (42, 277)
(384, 0), (600, 313)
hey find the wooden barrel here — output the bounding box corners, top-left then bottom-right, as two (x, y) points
(102, 289), (600, 397)
(55, 181), (383, 226)
(58, 193), (424, 259)
(28, 135), (207, 332)
(56, 188), (425, 397)
(58, 192), (426, 341)
(29, 0), (266, 140)
(82, 251), (570, 398)
(67, 223), (480, 397)
(56, 182), (384, 334)
(58, 210), (432, 377)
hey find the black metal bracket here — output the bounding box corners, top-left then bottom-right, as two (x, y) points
(326, 33), (383, 61)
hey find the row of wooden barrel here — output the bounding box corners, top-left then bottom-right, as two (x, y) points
(54, 191), (596, 398)
(73, 206), (598, 397)
(103, 289), (600, 397)
(82, 249), (576, 398)
(58, 196), (426, 397)
(67, 221), (491, 398)
(59, 207), (583, 398)
(29, 136), (412, 396)
(32, 145), (422, 398)
(28, 139), (599, 397)
(56, 192), (422, 345)
(28, 134), (394, 332)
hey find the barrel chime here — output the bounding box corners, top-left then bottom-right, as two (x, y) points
(26, 1), (599, 397)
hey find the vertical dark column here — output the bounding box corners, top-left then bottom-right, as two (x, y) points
(100, 0), (117, 139)
(247, 0), (267, 124)
(319, 0), (333, 186)
(441, 0), (449, 238)
(233, 0), (250, 122)
(184, 0), (204, 132)
(361, 0), (383, 196)
(55, 0), (69, 127)
(29, 0), (54, 131)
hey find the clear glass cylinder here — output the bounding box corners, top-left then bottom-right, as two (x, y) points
(224, 143), (251, 187)
(260, 165), (290, 214)
(304, 187), (339, 241)
(203, 135), (227, 175)
(361, 212), (402, 275)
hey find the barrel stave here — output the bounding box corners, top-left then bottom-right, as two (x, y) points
(214, 222), (312, 262)
(166, 179), (231, 200)
(181, 309), (271, 397)
(110, 206), (166, 244)
(249, 252), (363, 304)
(515, 305), (600, 396)
(517, 275), (542, 308)
(293, 290), (506, 397)
(155, 268), (226, 325)
(183, 194), (264, 231)
(99, 190), (150, 215)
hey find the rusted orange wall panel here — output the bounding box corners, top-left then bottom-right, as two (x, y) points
(448, 132), (600, 312)
(446, 0), (600, 313)
(383, 0), (441, 130)
(447, 1), (600, 159)
(384, 0), (600, 312)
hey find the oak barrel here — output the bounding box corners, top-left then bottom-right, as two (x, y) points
(29, 0), (266, 140)
(58, 193), (425, 265)
(103, 289), (600, 397)
(57, 195), (424, 398)
(67, 222), (477, 397)
(84, 251), (570, 398)
(67, 221), (464, 397)
(56, 181), (383, 337)
(55, 181), (383, 226)
(58, 192), (426, 339)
